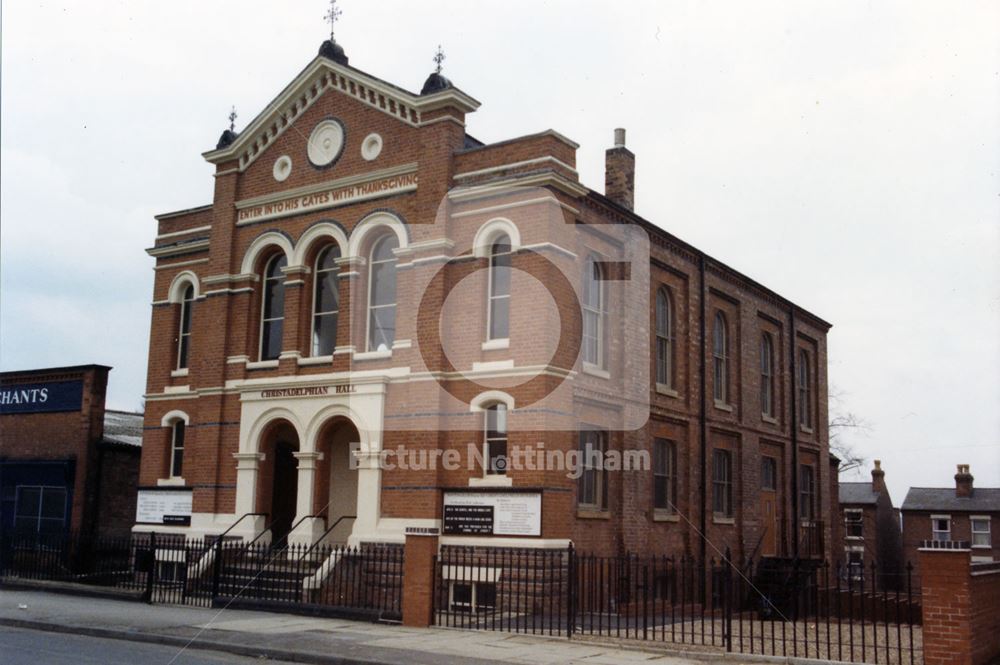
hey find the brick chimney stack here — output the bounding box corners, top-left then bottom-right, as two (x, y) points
(955, 464), (974, 498)
(871, 459), (886, 494)
(605, 128), (635, 211)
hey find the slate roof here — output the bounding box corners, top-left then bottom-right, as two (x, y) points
(840, 483), (879, 505)
(102, 410), (143, 448)
(901, 487), (1000, 512)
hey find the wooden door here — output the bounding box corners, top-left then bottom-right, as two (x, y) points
(760, 456), (779, 557)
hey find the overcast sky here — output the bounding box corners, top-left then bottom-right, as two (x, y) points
(1, 1), (997, 501)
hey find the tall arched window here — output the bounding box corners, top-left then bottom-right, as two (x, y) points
(797, 349), (812, 428)
(760, 333), (775, 417)
(177, 284), (194, 370)
(368, 235), (398, 352)
(487, 235), (511, 341)
(260, 254), (287, 361)
(312, 245), (341, 356)
(712, 312), (728, 403)
(655, 288), (673, 388)
(485, 403), (508, 475)
(582, 256), (605, 367)
(169, 420), (185, 478)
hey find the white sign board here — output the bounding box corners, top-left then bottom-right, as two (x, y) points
(135, 489), (193, 525)
(443, 491), (542, 537)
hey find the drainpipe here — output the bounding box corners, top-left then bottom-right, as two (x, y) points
(698, 255), (708, 593)
(789, 305), (799, 560)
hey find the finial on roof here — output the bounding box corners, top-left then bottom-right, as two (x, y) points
(216, 105), (240, 149)
(324, 0), (342, 41)
(228, 106), (238, 132)
(433, 45), (445, 74)
(421, 45), (453, 95)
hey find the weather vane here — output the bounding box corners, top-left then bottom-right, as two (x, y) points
(324, 0), (343, 41)
(433, 45), (445, 74)
(228, 106), (238, 132)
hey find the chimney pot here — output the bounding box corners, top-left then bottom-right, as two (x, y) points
(605, 128), (635, 211)
(955, 464), (974, 498)
(871, 460), (886, 493)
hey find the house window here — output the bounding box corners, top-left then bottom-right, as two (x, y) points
(799, 464), (815, 521)
(14, 486), (67, 535)
(653, 438), (677, 512)
(760, 333), (774, 417)
(259, 254), (287, 361)
(845, 509), (863, 539)
(971, 518), (991, 548)
(578, 429), (607, 509)
(177, 284), (194, 369)
(368, 235), (399, 351)
(484, 403), (508, 475)
(712, 449), (733, 518)
(931, 515), (951, 542)
(797, 349), (812, 428)
(847, 550), (864, 581)
(312, 244), (341, 356)
(170, 421), (186, 478)
(487, 235), (511, 341)
(713, 312), (728, 403)
(449, 581), (497, 613)
(582, 256), (605, 368)
(761, 456), (777, 491)
(655, 288), (674, 388)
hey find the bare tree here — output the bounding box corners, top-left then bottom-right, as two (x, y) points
(829, 386), (871, 474)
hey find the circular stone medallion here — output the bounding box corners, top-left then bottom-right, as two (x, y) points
(307, 119), (345, 167)
(361, 133), (383, 161)
(272, 155), (292, 182)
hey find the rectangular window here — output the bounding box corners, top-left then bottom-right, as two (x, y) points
(931, 515), (951, 542)
(845, 509), (863, 539)
(449, 581), (497, 613)
(170, 422), (186, 478)
(799, 464), (815, 521)
(761, 456), (777, 491)
(847, 550), (864, 581)
(971, 517), (990, 548)
(712, 449), (733, 518)
(14, 486), (67, 535)
(578, 430), (607, 510)
(653, 438), (677, 512)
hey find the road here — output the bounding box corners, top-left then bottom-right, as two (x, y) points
(0, 625), (296, 664)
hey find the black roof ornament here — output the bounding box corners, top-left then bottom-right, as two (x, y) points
(319, 0), (349, 65)
(420, 45), (452, 95)
(216, 105), (239, 149)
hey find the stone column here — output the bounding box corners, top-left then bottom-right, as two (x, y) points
(290, 451), (325, 545)
(351, 448), (382, 542)
(233, 452), (264, 516)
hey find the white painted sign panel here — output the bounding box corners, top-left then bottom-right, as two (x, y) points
(443, 491), (542, 537)
(135, 489), (193, 526)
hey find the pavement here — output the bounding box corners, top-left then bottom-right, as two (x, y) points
(0, 589), (754, 665)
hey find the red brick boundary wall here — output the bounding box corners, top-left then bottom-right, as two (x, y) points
(402, 531), (439, 627)
(920, 544), (1000, 665)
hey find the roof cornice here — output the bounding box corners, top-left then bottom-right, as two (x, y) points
(201, 57), (480, 172)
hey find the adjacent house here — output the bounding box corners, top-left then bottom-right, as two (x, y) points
(901, 464), (999, 577)
(838, 460), (903, 588)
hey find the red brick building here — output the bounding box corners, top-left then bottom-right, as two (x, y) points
(0, 365), (142, 540)
(902, 464), (999, 576)
(837, 460), (903, 587)
(136, 38), (833, 566)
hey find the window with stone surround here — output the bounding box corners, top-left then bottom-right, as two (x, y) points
(655, 288), (674, 389)
(177, 284), (194, 370)
(713, 312), (729, 404)
(367, 235), (398, 352)
(259, 254), (287, 361)
(312, 244), (340, 356)
(487, 235), (511, 341)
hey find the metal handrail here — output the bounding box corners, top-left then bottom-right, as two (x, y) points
(213, 512), (268, 545)
(271, 514), (321, 550)
(297, 514), (356, 562)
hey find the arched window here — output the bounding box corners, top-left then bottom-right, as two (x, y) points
(713, 312), (729, 403)
(487, 235), (511, 341)
(655, 288), (673, 388)
(177, 284), (194, 369)
(368, 235), (398, 352)
(260, 254), (287, 361)
(484, 403), (508, 475)
(169, 420), (185, 478)
(797, 349), (812, 428)
(582, 256), (605, 367)
(760, 333), (775, 417)
(312, 245), (341, 356)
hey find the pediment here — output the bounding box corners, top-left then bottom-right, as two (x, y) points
(203, 55), (479, 172)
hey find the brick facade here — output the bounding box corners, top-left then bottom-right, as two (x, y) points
(0, 365), (139, 538)
(837, 460), (904, 587)
(137, 39), (833, 564)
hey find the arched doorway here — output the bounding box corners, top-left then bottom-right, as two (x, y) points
(256, 420), (299, 546)
(313, 417), (360, 545)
